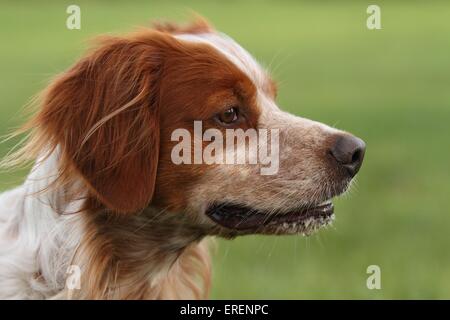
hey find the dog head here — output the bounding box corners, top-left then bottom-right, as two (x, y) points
(26, 19), (365, 237)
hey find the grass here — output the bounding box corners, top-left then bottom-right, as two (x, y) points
(0, 0), (449, 299)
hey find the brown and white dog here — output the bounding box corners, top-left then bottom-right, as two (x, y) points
(0, 19), (365, 299)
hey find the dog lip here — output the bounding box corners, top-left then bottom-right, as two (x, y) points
(205, 201), (334, 232)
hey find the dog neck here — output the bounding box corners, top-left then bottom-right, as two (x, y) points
(70, 205), (209, 299)
(7, 151), (211, 299)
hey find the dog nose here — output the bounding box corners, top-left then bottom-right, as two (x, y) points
(329, 134), (366, 177)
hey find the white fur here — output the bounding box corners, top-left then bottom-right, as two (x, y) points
(176, 32), (266, 85)
(0, 30), (344, 299)
(0, 151), (84, 299)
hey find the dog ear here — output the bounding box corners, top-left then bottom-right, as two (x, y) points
(37, 33), (167, 213)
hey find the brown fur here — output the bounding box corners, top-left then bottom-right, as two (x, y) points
(1, 17), (362, 299)
(3, 22), (228, 299)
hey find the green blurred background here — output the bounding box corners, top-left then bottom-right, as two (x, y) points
(1, 0), (449, 299)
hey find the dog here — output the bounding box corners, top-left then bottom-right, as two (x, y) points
(0, 18), (365, 299)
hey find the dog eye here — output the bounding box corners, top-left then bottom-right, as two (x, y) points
(217, 107), (239, 125)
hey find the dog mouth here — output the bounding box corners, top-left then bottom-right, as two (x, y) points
(205, 200), (335, 235)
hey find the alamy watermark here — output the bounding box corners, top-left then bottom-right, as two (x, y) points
(66, 5), (81, 30)
(367, 5), (381, 30)
(66, 264), (81, 298)
(366, 265), (381, 290)
(171, 121), (280, 175)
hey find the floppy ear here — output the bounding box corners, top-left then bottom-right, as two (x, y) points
(37, 34), (165, 213)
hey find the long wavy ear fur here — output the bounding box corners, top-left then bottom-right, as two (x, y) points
(1, 31), (175, 213)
